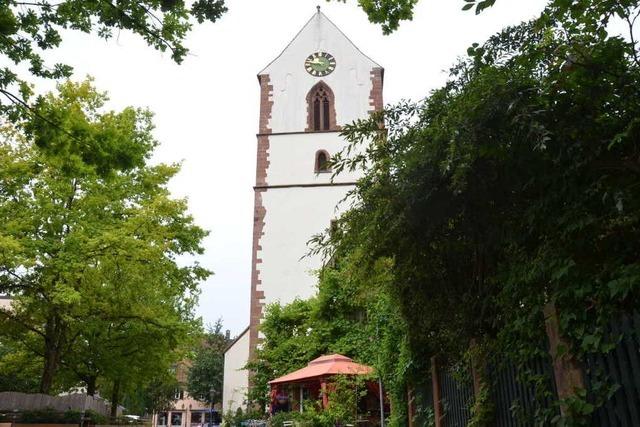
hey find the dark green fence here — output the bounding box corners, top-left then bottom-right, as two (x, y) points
(586, 312), (640, 426)
(490, 355), (558, 427)
(440, 371), (473, 427)
(431, 312), (640, 426)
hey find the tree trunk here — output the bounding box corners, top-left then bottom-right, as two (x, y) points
(544, 302), (585, 414)
(40, 317), (61, 394)
(469, 339), (485, 396)
(87, 376), (97, 396)
(40, 350), (57, 394)
(111, 380), (121, 419)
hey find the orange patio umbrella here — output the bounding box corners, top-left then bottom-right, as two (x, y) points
(269, 354), (374, 410)
(269, 354), (373, 385)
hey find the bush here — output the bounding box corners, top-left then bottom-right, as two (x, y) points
(268, 410), (335, 427)
(85, 410), (109, 425)
(222, 407), (267, 427)
(0, 408), (110, 424)
(269, 412), (312, 427)
(61, 410), (83, 424)
(20, 408), (62, 423)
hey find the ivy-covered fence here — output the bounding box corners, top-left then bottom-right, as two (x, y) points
(421, 312), (640, 427)
(429, 354), (558, 427)
(489, 356), (558, 427)
(586, 312), (640, 426)
(439, 371), (472, 427)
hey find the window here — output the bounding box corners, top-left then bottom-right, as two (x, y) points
(315, 150), (331, 173)
(306, 82), (336, 131)
(158, 413), (168, 426)
(171, 413), (182, 427)
(190, 413), (203, 425)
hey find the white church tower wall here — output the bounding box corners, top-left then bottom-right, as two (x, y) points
(222, 8), (383, 414)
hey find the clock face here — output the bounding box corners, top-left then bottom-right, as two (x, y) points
(304, 52), (336, 77)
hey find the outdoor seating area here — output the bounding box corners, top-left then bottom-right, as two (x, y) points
(268, 355), (387, 426)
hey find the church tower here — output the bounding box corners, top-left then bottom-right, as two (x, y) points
(223, 7), (383, 412)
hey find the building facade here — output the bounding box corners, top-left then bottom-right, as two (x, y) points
(152, 362), (220, 427)
(0, 295), (12, 311)
(222, 8), (383, 414)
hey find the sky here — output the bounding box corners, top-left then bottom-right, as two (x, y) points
(33, 0), (550, 335)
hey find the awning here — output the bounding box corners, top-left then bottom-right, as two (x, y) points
(269, 354), (373, 385)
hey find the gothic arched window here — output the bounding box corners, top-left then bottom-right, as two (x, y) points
(315, 150), (331, 173)
(306, 82), (337, 132)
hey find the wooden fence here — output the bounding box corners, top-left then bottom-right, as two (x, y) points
(0, 393), (112, 416)
(424, 312), (640, 427)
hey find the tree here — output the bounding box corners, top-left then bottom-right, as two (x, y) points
(329, 0), (493, 34)
(0, 79), (210, 394)
(335, 0), (640, 38)
(332, 0), (419, 34)
(319, 0), (640, 423)
(187, 320), (233, 404)
(0, 339), (41, 392)
(0, 0), (227, 115)
(248, 255), (409, 423)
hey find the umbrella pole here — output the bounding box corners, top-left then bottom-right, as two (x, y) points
(378, 377), (385, 427)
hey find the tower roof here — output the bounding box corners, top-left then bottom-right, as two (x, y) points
(259, 7), (382, 75)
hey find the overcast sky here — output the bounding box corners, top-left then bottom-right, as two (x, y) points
(36, 0), (550, 335)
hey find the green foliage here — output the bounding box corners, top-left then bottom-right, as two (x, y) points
(328, 0), (496, 34)
(323, 374), (370, 425)
(248, 253), (406, 413)
(24, 78), (156, 176)
(319, 0), (640, 424)
(0, 0), (226, 118)
(263, 376), (370, 427)
(0, 339), (41, 392)
(0, 408), (108, 424)
(221, 407), (267, 427)
(468, 384), (494, 427)
(269, 410), (331, 427)
(269, 411), (312, 427)
(187, 319), (233, 404)
(247, 298), (319, 409)
(0, 79), (210, 398)
(249, 0), (640, 424)
(14, 408), (61, 424)
(331, 0), (418, 34)
(123, 371), (180, 414)
(460, 0), (497, 15)
(335, 0), (640, 42)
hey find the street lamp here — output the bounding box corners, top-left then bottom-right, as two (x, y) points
(209, 387), (215, 427)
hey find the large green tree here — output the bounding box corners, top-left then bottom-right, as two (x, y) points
(335, 0), (640, 37)
(0, 79), (210, 394)
(318, 0), (640, 423)
(187, 320), (232, 404)
(248, 254), (411, 424)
